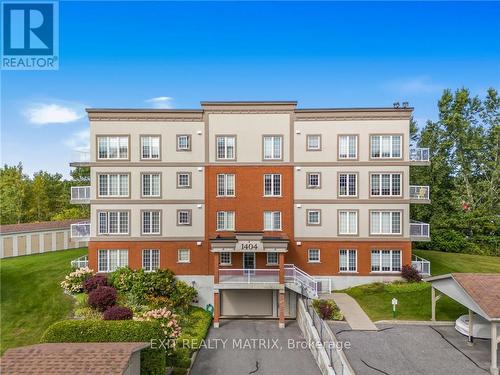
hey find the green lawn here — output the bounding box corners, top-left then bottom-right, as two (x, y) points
(0, 248), (87, 354)
(341, 250), (500, 322)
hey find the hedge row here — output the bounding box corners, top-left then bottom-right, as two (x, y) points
(41, 320), (166, 375)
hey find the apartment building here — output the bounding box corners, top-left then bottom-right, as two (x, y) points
(70, 101), (431, 328)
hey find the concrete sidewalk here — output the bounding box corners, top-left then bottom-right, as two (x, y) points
(327, 293), (378, 331)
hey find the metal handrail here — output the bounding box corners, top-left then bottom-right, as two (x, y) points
(409, 185), (430, 200)
(410, 221), (430, 237)
(409, 147), (430, 162)
(284, 264), (318, 296)
(70, 186), (90, 202)
(71, 255), (89, 269)
(70, 221), (91, 240)
(218, 268), (279, 283)
(411, 254), (431, 275)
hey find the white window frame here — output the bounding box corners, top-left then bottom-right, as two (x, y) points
(216, 136), (236, 160)
(142, 211), (161, 235)
(98, 249), (128, 272)
(266, 252), (279, 265)
(98, 211), (129, 235)
(177, 172), (191, 189)
(177, 135), (191, 151)
(142, 173), (161, 197)
(219, 252), (232, 266)
(338, 210), (358, 235)
(338, 135), (358, 159)
(370, 211), (402, 235)
(370, 173), (402, 196)
(338, 173), (357, 197)
(264, 174), (281, 197)
(142, 249), (160, 272)
(307, 210), (321, 225)
(177, 249), (191, 263)
(98, 174), (129, 197)
(307, 172), (321, 188)
(370, 135), (402, 159)
(217, 174), (235, 197)
(308, 248), (320, 263)
(97, 136), (129, 160)
(263, 135), (283, 160)
(177, 210), (192, 226)
(217, 211), (235, 231)
(264, 211), (282, 231)
(371, 249), (402, 272)
(306, 135), (321, 151)
(141, 136), (160, 160)
(339, 249), (357, 272)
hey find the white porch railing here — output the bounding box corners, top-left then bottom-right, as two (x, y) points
(70, 186), (90, 204)
(410, 185), (430, 201)
(411, 254), (431, 276)
(71, 255), (89, 269)
(315, 278), (333, 294)
(72, 150), (90, 163)
(409, 147), (430, 162)
(410, 221), (430, 240)
(71, 221), (91, 241)
(219, 269), (279, 283)
(284, 264), (318, 297)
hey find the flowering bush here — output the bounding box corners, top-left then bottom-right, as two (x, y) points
(135, 307), (182, 341)
(401, 264), (422, 282)
(312, 299), (343, 321)
(83, 274), (109, 293)
(60, 267), (94, 294)
(88, 286), (117, 311)
(103, 306), (133, 320)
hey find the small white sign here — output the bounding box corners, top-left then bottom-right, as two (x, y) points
(392, 298), (398, 306)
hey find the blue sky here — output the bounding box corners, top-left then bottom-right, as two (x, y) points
(1, 1), (499, 177)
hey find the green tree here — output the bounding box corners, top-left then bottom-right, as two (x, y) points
(0, 164), (29, 224)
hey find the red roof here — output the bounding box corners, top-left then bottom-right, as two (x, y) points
(452, 273), (500, 319)
(0, 219), (86, 235)
(0, 342), (148, 375)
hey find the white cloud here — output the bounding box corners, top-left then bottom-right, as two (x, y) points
(64, 129), (89, 152)
(383, 76), (443, 94)
(145, 96), (173, 109)
(24, 103), (85, 125)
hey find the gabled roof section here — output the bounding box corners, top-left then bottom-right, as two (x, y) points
(0, 219), (86, 235)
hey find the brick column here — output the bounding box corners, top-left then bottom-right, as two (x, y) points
(278, 290), (285, 328)
(279, 252), (285, 284)
(213, 252), (219, 284)
(213, 290), (220, 328)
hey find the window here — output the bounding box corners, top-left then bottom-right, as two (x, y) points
(141, 136), (160, 159)
(98, 249), (128, 272)
(142, 249), (159, 272)
(338, 211), (358, 235)
(142, 211), (161, 235)
(338, 135), (357, 159)
(267, 252), (278, 265)
(98, 174), (129, 197)
(307, 172), (321, 188)
(263, 136), (282, 160)
(307, 135), (321, 151)
(216, 136), (236, 160)
(217, 174), (235, 196)
(370, 173), (402, 196)
(264, 211), (281, 231)
(371, 135), (402, 158)
(339, 249), (357, 272)
(97, 136), (128, 160)
(177, 135), (191, 151)
(307, 210), (321, 225)
(177, 172), (191, 188)
(371, 250), (402, 272)
(308, 249), (320, 263)
(177, 210), (192, 226)
(142, 173), (161, 197)
(178, 249), (190, 263)
(370, 211), (401, 235)
(264, 174), (281, 196)
(217, 211), (235, 231)
(98, 211), (129, 235)
(220, 252), (232, 266)
(339, 173), (357, 196)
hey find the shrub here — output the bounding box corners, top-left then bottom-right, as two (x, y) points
(83, 274), (109, 293)
(88, 286), (117, 311)
(145, 295), (173, 310)
(170, 281), (197, 312)
(74, 306), (103, 320)
(401, 264), (422, 282)
(60, 267), (94, 294)
(41, 320), (166, 375)
(136, 307), (182, 340)
(104, 305), (133, 320)
(385, 281), (429, 293)
(312, 299), (343, 320)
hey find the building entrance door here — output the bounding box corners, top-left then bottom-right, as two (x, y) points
(243, 252), (256, 275)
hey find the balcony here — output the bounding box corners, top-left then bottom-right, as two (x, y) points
(71, 255), (89, 269)
(409, 148), (430, 164)
(410, 185), (430, 203)
(71, 221), (91, 241)
(219, 269), (279, 284)
(411, 254), (431, 276)
(70, 186), (90, 204)
(70, 150), (90, 167)
(410, 221), (430, 241)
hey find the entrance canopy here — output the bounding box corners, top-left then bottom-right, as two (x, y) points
(210, 231), (289, 253)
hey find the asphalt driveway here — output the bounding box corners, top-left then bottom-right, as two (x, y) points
(190, 320), (321, 375)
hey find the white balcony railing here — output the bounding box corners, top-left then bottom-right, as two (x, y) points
(72, 150), (90, 163)
(70, 186), (90, 204)
(219, 269), (279, 283)
(411, 254), (431, 276)
(71, 221), (90, 241)
(410, 221), (430, 240)
(71, 255), (89, 269)
(284, 264), (318, 297)
(410, 185), (430, 201)
(409, 147), (430, 162)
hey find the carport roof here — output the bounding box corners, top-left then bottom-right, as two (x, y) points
(426, 273), (500, 321)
